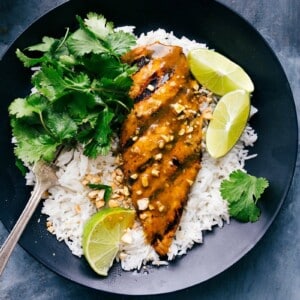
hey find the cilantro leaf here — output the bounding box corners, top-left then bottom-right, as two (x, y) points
(9, 94), (48, 118)
(58, 54), (78, 67)
(33, 65), (67, 101)
(16, 49), (48, 67)
(82, 53), (123, 77)
(26, 36), (57, 52)
(15, 134), (59, 163)
(15, 36), (67, 68)
(67, 29), (107, 56)
(66, 92), (96, 121)
(15, 158), (28, 176)
(69, 14), (136, 58)
(106, 30), (137, 56)
(64, 72), (91, 92)
(9, 98), (34, 118)
(11, 118), (59, 163)
(26, 93), (48, 114)
(83, 108), (114, 157)
(45, 110), (78, 141)
(83, 13), (113, 40)
(33, 66), (92, 101)
(220, 170), (269, 222)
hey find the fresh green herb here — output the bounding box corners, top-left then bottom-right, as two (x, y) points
(220, 170), (269, 222)
(15, 158), (27, 176)
(88, 183), (112, 202)
(9, 13), (137, 165)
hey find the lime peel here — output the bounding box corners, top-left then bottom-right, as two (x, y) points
(188, 48), (254, 96)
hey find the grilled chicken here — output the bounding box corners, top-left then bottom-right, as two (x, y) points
(121, 42), (207, 256)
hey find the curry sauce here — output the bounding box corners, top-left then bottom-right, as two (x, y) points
(121, 42), (207, 256)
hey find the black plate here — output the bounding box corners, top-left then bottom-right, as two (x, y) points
(0, 0), (297, 295)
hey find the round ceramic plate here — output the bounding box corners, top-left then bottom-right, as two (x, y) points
(0, 0), (297, 295)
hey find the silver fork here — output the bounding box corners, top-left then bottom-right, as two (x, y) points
(0, 161), (57, 276)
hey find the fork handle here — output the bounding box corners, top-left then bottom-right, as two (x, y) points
(0, 183), (44, 276)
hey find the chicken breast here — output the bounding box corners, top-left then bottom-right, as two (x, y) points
(121, 42), (207, 256)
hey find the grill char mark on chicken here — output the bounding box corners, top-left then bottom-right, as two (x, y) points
(121, 42), (206, 256)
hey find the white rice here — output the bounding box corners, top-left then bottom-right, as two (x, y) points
(27, 29), (258, 271)
(41, 146), (117, 256)
(136, 28), (207, 54)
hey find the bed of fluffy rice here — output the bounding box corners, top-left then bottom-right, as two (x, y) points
(26, 29), (258, 271)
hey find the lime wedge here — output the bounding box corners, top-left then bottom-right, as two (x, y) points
(206, 89), (250, 158)
(82, 207), (135, 276)
(188, 48), (254, 95)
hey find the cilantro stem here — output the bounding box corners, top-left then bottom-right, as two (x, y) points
(106, 98), (131, 111)
(66, 85), (91, 93)
(92, 86), (126, 96)
(57, 27), (70, 51)
(39, 112), (55, 138)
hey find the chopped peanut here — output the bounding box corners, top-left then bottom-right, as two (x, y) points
(108, 199), (119, 208)
(123, 186), (130, 196)
(139, 212), (148, 220)
(158, 140), (165, 149)
(121, 230), (133, 244)
(202, 107), (213, 120)
(158, 205), (165, 212)
(88, 190), (99, 199)
(154, 153), (163, 161)
(147, 84), (155, 91)
(186, 179), (194, 186)
(178, 128), (185, 136)
(191, 80), (199, 91)
(137, 198), (149, 210)
(130, 173), (138, 180)
(172, 103), (185, 114)
(141, 175), (149, 187)
(95, 200), (105, 209)
(47, 226), (55, 234)
(151, 169), (160, 177)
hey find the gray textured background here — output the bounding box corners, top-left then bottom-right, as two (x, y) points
(0, 0), (299, 299)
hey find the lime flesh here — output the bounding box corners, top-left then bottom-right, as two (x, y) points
(206, 89), (250, 158)
(82, 207), (135, 276)
(188, 48), (254, 96)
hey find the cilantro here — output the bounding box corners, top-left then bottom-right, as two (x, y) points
(106, 31), (137, 56)
(220, 170), (269, 222)
(16, 49), (47, 67)
(44, 110), (78, 141)
(9, 13), (137, 165)
(88, 183), (112, 202)
(83, 108), (114, 157)
(26, 36), (57, 52)
(11, 118), (60, 163)
(9, 98), (34, 118)
(15, 159), (27, 176)
(83, 12), (114, 40)
(67, 29), (107, 56)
